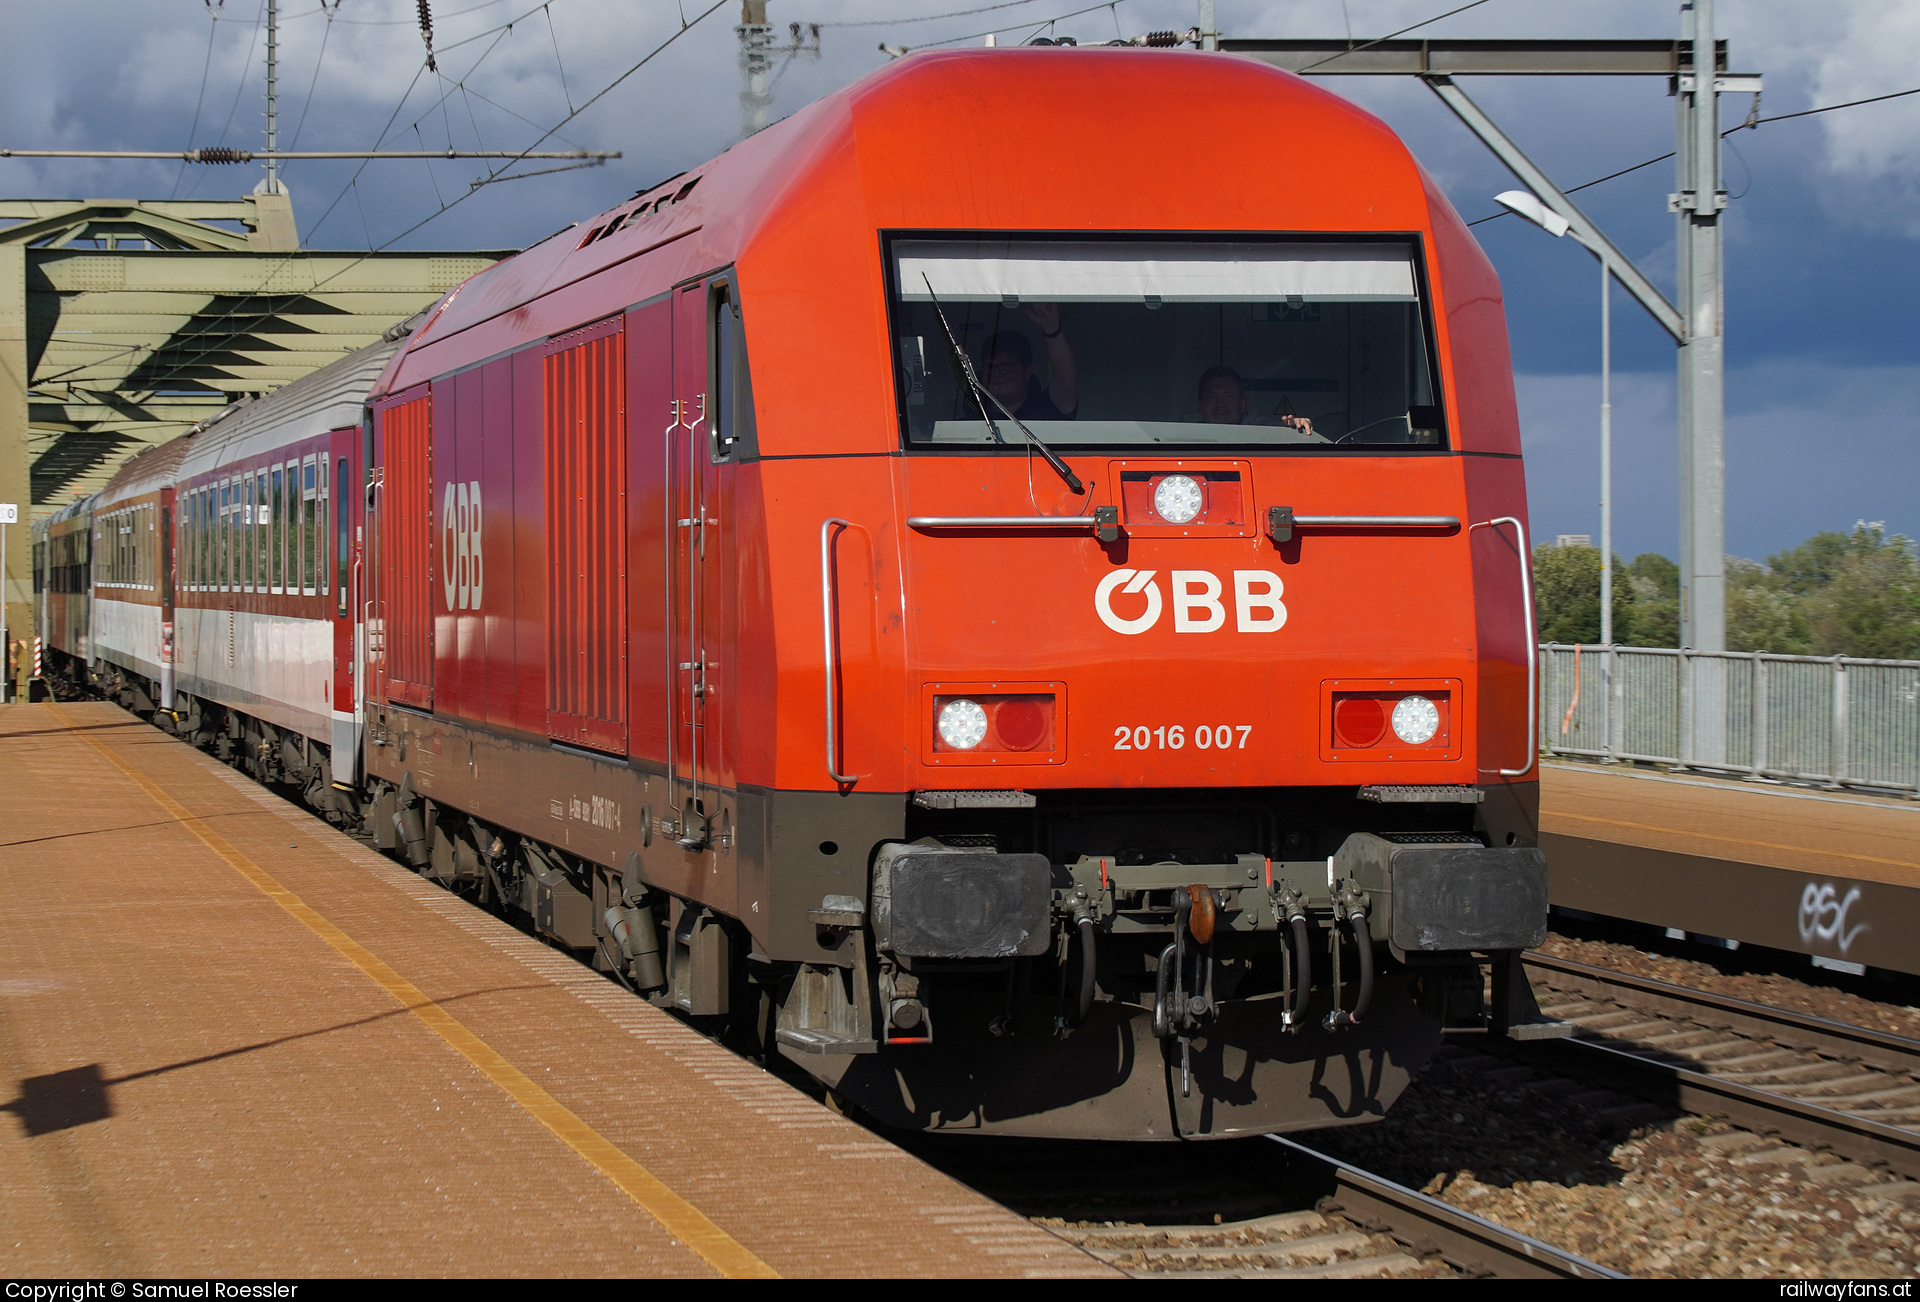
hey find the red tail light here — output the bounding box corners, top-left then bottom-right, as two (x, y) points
(1333, 696), (1388, 749)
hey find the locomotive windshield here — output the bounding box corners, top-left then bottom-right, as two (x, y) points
(886, 235), (1443, 450)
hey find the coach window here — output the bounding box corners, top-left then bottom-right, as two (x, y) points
(709, 280), (757, 462)
(287, 459), (300, 595)
(303, 456), (318, 595)
(196, 490), (209, 590)
(316, 458), (329, 597)
(287, 459), (300, 594)
(335, 458), (350, 615)
(255, 476), (269, 592)
(270, 467), (285, 593)
(237, 473), (250, 591)
(220, 482), (232, 590)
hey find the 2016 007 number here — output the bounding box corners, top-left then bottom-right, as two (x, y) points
(1113, 724), (1251, 751)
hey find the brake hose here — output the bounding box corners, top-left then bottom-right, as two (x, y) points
(1288, 911), (1312, 1028)
(1077, 918), (1098, 1022)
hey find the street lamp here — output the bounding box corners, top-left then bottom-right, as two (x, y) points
(1496, 189), (1615, 650)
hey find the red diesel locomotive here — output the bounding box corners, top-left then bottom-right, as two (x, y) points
(41, 48), (1553, 1140)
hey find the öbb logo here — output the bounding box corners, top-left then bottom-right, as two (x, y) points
(1094, 569), (1286, 635)
(441, 480), (483, 611)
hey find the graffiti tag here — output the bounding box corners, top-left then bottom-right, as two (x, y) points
(1798, 881), (1868, 955)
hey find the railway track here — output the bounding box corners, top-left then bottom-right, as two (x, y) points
(896, 1129), (1617, 1278)
(1516, 951), (1920, 1182)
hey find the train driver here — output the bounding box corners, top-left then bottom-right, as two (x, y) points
(1196, 365), (1317, 436)
(981, 303), (1078, 420)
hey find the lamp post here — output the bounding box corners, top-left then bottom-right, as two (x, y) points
(1495, 190), (1615, 649)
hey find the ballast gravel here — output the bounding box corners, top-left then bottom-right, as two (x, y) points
(1303, 983), (1920, 1276)
(1535, 931), (1920, 1043)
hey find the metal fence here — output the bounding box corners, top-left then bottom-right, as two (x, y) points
(1539, 644), (1920, 795)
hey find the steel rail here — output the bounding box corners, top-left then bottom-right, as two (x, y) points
(1524, 952), (1920, 1075)
(1517, 953), (1920, 1177)
(1265, 1135), (1622, 1279)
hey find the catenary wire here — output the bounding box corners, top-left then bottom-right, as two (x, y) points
(1293, 0), (1495, 74)
(287, 1), (339, 149)
(1464, 81), (1920, 227)
(903, 0), (1123, 52)
(170, 8), (224, 199)
(57, 5), (725, 396)
(207, 0), (510, 24)
(185, 0), (267, 200)
(819, 1), (1044, 28)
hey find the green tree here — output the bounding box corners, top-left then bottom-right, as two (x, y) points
(1779, 524), (1920, 658)
(1726, 556), (1810, 653)
(1532, 544), (1637, 644)
(1625, 552), (1678, 647)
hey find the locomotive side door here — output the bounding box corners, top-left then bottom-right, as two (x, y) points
(667, 280), (733, 852)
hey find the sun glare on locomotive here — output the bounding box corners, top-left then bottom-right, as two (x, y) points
(38, 43), (1552, 1143)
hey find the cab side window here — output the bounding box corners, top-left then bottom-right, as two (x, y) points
(709, 281), (758, 462)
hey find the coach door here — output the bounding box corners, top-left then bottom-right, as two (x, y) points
(667, 280), (737, 850)
(329, 426), (360, 778)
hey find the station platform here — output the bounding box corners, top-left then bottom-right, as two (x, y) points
(0, 702), (1112, 1278)
(1540, 761), (1920, 976)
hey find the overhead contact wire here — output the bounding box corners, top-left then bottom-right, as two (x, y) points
(1466, 83), (1920, 227)
(112, 5), (723, 395)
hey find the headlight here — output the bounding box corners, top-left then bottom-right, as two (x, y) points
(937, 698), (989, 750)
(1152, 474), (1203, 525)
(1391, 694), (1440, 745)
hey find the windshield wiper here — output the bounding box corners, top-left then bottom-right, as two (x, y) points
(921, 275), (1085, 495)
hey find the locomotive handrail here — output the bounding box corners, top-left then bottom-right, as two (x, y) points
(1292, 515), (1460, 527)
(907, 514), (1460, 528)
(908, 516), (1102, 528)
(820, 517), (858, 787)
(1471, 515), (1536, 777)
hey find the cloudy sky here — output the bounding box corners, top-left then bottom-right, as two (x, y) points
(8, 0), (1917, 563)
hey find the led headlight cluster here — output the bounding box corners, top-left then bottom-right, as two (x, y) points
(936, 698), (990, 750)
(1390, 694), (1440, 745)
(1152, 473), (1203, 525)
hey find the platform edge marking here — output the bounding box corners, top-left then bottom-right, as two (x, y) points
(49, 704), (779, 1281)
